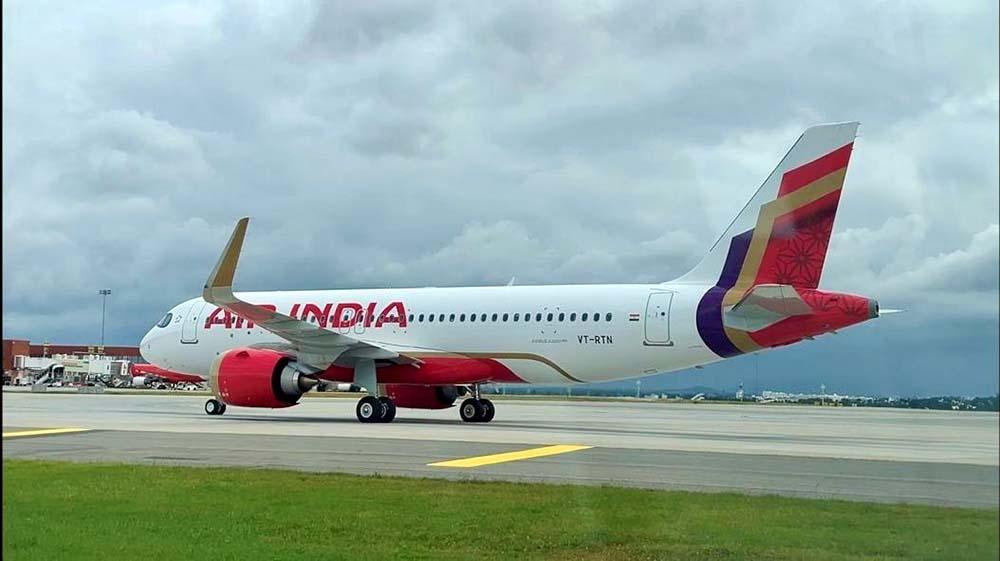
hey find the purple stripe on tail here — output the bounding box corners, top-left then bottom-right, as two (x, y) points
(696, 229), (752, 357)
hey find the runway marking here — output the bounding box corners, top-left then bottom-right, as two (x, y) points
(428, 444), (593, 468)
(2, 428), (90, 439)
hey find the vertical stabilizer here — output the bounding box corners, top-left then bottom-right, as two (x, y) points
(677, 122), (859, 289)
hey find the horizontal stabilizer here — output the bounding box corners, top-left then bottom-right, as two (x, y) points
(723, 284), (812, 331)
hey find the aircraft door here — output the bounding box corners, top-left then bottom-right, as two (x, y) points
(180, 300), (206, 344)
(644, 292), (674, 346)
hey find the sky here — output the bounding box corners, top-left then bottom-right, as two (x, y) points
(3, 1), (998, 397)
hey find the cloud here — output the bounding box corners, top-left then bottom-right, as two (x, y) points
(303, 1), (439, 58)
(891, 224), (999, 294)
(2, 0), (997, 395)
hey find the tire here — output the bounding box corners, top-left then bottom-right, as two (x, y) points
(204, 399), (222, 416)
(378, 397), (396, 423)
(356, 396), (381, 423)
(218, 403), (227, 415)
(480, 399), (495, 423)
(460, 398), (483, 423)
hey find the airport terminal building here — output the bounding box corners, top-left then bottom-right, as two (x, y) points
(2, 338), (140, 372)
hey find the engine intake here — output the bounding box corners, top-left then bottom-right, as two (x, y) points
(210, 348), (317, 408)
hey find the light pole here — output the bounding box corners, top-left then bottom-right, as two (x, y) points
(99, 289), (112, 349)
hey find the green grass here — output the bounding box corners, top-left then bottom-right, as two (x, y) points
(3, 460), (997, 561)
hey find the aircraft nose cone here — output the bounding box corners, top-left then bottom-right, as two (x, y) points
(139, 329), (152, 354)
(139, 329), (162, 366)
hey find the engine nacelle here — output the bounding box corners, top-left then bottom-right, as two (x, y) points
(210, 348), (317, 408)
(385, 384), (462, 409)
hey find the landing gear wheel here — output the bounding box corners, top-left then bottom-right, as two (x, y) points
(204, 399), (225, 416)
(460, 398), (484, 423)
(356, 396), (381, 423)
(480, 399), (495, 423)
(378, 397), (396, 423)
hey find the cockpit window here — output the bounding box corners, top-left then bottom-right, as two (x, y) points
(156, 313), (173, 328)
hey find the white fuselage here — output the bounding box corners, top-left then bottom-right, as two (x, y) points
(140, 283), (726, 385)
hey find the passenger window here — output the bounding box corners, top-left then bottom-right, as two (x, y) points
(460, 314), (466, 322)
(481, 314), (487, 322)
(419, 314), (425, 322)
(491, 313), (498, 322)
(502, 313), (509, 321)
(524, 313), (530, 322)
(570, 313), (576, 321)
(536, 313), (542, 321)
(439, 314), (445, 322)
(594, 313), (600, 322)
(582, 313), (588, 321)
(470, 314), (476, 322)
(428, 314), (434, 323)
(558, 313), (565, 321)
(408, 314), (414, 322)
(546, 313), (553, 321)
(606, 313), (613, 322)
(513, 313), (520, 321)
(449, 314), (455, 322)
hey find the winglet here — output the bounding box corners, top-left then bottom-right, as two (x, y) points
(203, 217), (249, 304)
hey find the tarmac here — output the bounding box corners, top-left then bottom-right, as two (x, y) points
(3, 391), (998, 508)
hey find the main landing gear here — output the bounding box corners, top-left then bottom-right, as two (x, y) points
(356, 395), (396, 423)
(459, 398), (495, 423)
(353, 359), (396, 423)
(204, 398), (227, 416)
(459, 384), (495, 423)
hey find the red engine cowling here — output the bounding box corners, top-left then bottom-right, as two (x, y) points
(210, 348), (317, 408)
(385, 384), (463, 409)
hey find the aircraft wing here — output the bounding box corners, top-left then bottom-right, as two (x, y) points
(202, 218), (418, 370)
(723, 284), (813, 332)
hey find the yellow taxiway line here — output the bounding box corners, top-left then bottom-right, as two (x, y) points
(2, 428), (90, 439)
(428, 444), (593, 468)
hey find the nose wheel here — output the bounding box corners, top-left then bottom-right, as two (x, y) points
(204, 399), (227, 416)
(459, 398), (495, 423)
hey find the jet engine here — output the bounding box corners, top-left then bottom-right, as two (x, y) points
(384, 384), (463, 409)
(210, 348), (318, 408)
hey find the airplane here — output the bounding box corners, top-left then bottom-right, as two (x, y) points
(140, 122), (883, 423)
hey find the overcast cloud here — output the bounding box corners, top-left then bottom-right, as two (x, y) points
(3, 1), (997, 396)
